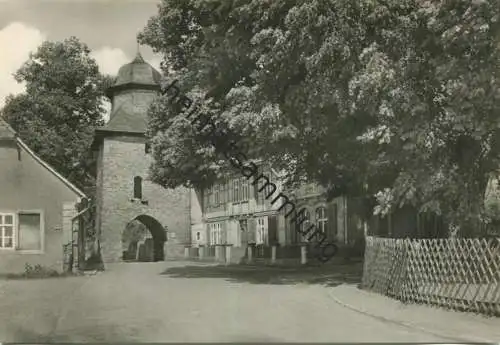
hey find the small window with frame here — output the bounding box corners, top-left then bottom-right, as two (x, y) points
(133, 176), (143, 199)
(0, 213), (15, 249)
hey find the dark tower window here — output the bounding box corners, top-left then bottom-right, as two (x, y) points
(133, 176), (143, 199)
(145, 142), (151, 154)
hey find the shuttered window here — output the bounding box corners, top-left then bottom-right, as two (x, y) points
(268, 216), (278, 244)
(18, 213), (41, 251)
(327, 203), (338, 241)
(300, 209), (311, 242)
(256, 217), (268, 245)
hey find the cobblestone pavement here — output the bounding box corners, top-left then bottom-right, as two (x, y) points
(0, 261), (490, 342)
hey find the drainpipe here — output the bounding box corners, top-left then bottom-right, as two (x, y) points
(188, 188), (192, 246)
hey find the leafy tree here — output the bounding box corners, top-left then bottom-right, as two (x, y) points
(140, 0), (500, 237)
(1, 36), (111, 191)
(122, 220), (148, 245)
(139, 1), (290, 187)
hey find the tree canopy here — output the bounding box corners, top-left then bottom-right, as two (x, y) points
(139, 0), (500, 236)
(1, 36), (112, 191)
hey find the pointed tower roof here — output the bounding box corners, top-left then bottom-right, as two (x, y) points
(92, 53), (162, 149)
(105, 51), (162, 99)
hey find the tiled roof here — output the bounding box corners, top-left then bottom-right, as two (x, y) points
(113, 52), (162, 87)
(98, 54), (161, 136)
(0, 118), (16, 140)
(98, 106), (147, 134)
(0, 118), (86, 198)
(15, 138), (86, 198)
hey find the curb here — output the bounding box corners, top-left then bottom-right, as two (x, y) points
(327, 286), (488, 343)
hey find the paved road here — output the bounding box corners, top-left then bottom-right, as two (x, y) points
(0, 261), (459, 342)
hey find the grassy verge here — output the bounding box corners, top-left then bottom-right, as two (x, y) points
(0, 263), (82, 280)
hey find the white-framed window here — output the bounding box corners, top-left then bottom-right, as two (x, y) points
(0, 213), (15, 249)
(0, 212), (43, 251)
(315, 207), (328, 234)
(214, 185), (220, 206)
(241, 178), (249, 201)
(220, 181), (226, 205)
(206, 186), (214, 209)
(233, 179), (240, 202)
(209, 186), (213, 206)
(203, 190), (209, 211)
(256, 217), (268, 245)
(209, 223), (222, 245)
(216, 223), (222, 244)
(209, 224), (215, 245)
(255, 169), (275, 204)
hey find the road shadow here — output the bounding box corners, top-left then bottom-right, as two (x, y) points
(160, 262), (363, 287)
(4, 323), (142, 343)
(0, 272), (84, 280)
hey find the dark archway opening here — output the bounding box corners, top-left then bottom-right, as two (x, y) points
(121, 215), (167, 262)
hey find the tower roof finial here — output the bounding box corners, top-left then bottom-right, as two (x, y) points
(133, 42), (145, 63)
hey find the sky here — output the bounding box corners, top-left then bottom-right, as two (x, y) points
(0, 0), (163, 112)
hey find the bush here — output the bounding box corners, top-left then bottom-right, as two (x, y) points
(0, 263), (66, 279)
(23, 263), (60, 278)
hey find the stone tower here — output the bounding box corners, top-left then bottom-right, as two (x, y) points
(92, 52), (191, 263)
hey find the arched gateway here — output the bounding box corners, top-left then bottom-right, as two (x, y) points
(91, 52), (191, 264)
(122, 215), (167, 262)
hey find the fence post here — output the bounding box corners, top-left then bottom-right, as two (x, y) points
(199, 245), (205, 260)
(184, 246), (190, 259)
(247, 243), (255, 263)
(215, 244), (224, 262)
(271, 245), (277, 264)
(225, 244), (232, 265)
(300, 243), (307, 265)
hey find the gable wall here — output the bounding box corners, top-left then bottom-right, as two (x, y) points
(0, 143), (81, 273)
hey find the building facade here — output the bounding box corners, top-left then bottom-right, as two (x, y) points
(190, 163), (352, 260)
(92, 53), (191, 263)
(0, 119), (84, 273)
(191, 166), (284, 248)
(283, 182), (347, 246)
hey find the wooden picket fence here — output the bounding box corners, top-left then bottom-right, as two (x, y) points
(362, 236), (500, 316)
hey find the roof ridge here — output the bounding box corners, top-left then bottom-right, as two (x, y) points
(15, 137), (86, 198)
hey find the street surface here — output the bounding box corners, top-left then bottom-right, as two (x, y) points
(0, 261), (481, 342)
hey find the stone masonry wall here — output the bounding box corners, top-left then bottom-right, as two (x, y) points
(98, 136), (190, 263)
